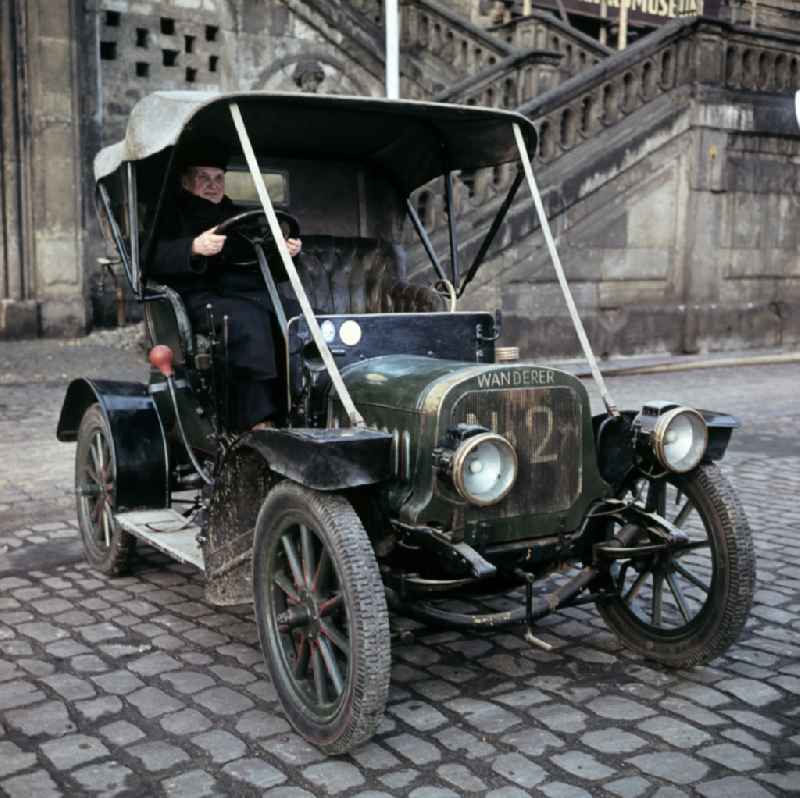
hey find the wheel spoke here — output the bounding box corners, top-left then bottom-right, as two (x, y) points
(614, 561), (630, 592)
(84, 463), (102, 487)
(92, 496), (104, 524)
(675, 539), (711, 553)
(311, 645), (327, 704)
(273, 569), (300, 604)
(313, 547), (332, 592)
(666, 571), (692, 623)
(294, 634), (310, 679)
(96, 433), (107, 472)
(101, 505), (114, 547)
(646, 480), (666, 515)
(318, 637), (344, 696)
(672, 561), (710, 594)
(623, 570), (649, 605)
(319, 592), (344, 617)
(101, 437), (110, 472)
(320, 619), (349, 655)
(89, 437), (102, 476)
(651, 571), (665, 627)
(281, 535), (304, 590)
(300, 525), (315, 588)
(673, 497), (694, 528)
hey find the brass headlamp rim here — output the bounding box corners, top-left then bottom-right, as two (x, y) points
(652, 406), (708, 473)
(451, 431), (518, 507)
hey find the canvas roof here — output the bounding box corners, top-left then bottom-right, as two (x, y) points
(93, 91), (537, 196)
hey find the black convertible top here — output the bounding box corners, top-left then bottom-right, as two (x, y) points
(94, 91), (537, 196)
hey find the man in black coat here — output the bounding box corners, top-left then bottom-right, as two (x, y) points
(150, 152), (302, 431)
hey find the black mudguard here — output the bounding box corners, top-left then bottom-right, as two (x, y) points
(202, 428), (393, 606)
(698, 409), (739, 461)
(593, 407), (740, 486)
(56, 378), (169, 511)
(242, 427), (393, 490)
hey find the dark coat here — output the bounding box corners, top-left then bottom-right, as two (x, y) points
(150, 189), (298, 426)
(150, 189), (244, 296)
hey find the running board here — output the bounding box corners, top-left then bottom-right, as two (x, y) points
(115, 509), (205, 571)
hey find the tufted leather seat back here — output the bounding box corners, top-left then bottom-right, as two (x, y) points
(142, 238), (447, 367)
(293, 236), (446, 315)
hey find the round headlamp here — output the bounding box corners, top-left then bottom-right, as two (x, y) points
(451, 432), (518, 506)
(652, 407), (707, 473)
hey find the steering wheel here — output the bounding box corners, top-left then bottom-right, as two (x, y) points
(214, 209), (301, 268)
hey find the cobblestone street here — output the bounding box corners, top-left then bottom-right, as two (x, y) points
(1, 337), (799, 797)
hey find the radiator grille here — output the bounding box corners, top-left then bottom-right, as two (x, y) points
(450, 386), (582, 518)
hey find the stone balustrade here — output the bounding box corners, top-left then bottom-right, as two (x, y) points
(723, 31), (800, 91)
(342, 1), (606, 101)
(401, 0), (514, 74)
(521, 18), (800, 166)
(433, 48), (564, 108)
(491, 10), (612, 80)
(406, 17), (800, 248)
(341, 0), (518, 96)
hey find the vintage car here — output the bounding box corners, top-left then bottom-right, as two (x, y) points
(57, 91), (754, 754)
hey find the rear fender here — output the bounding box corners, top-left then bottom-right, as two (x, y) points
(57, 378), (169, 511)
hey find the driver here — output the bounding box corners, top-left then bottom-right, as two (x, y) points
(150, 142), (302, 431)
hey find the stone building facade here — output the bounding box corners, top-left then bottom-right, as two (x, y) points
(2, 0), (800, 357)
(1, 0), (387, 338)
(1, 1), (88, 338)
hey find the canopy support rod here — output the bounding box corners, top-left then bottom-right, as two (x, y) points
(512, 123), (619, 417)
(444, 172), (460, 287)
(254, 243), (288, 337)
(126, 163), (142, 298)
(229, 102), (365, 429)
(458, 166), (523, 298)
(405, 199), (449, 285)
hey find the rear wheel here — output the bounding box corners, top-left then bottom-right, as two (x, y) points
(252, 482), (390, 754)
(75, 404), (134, 575)
(598, 463), (754, 667)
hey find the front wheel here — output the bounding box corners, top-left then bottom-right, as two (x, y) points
(252, 482), (390, 754)
(598, 463), (755, 668)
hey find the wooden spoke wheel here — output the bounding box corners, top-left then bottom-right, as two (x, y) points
(75, 404), (134, 575)
(599, 463), (755, 667)
(252, 482), (390, 754)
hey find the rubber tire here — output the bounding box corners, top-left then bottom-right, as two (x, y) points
(252, 482), (390, 754)
(75, 403), (135, 575)
(598, 463), (755, 668)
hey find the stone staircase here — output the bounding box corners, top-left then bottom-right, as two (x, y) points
(292, 0), (606, 100)
(434, 16), (800, 355)
(287, 1), (800, 354)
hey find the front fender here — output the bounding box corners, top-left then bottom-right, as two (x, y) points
(698, 409), (739, 461)
(57, 378), (169, 511)
(241, 427), (393, 490)
(593, 406), (740, 488)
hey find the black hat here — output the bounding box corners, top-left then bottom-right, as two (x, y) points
(176, 136), (230, 172)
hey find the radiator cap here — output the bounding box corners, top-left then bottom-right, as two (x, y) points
(495, 346), (519, 363)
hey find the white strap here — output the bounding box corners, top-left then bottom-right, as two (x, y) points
(513, 123), (619, 417)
